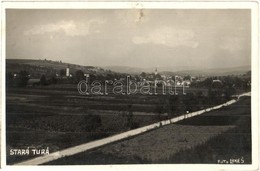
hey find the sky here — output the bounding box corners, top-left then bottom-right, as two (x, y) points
(6, 9), (251, 68)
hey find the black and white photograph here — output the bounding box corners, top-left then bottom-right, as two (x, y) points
(1, 1), (259, 170)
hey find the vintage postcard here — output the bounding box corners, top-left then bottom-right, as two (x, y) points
(0, 1), (259, 170)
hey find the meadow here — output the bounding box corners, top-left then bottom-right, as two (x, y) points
(6, 84), (238, 164)
(45, 96), (251, 164)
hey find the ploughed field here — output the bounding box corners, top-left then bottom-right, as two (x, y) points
(45, 96), (251, 165)
(6, 85), (241, 164)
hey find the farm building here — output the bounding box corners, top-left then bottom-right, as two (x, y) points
(212, 79), (223, 88)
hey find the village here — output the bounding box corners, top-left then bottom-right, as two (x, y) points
(7, 59), (221, 89)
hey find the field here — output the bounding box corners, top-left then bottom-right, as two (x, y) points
(45, 96), (251, 164)
(6, 84), (250, 164)
(6, 85), (211, 164)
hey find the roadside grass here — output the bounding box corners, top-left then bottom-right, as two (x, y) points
(45, 119), (251, 165)
(156, 116), (251, 163)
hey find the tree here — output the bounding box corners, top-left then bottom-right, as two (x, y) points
(183, 75), (191, 81)
(124, 104), (138, 129)
(75, 70), (85, 83)
(207, 88), (223, 105)
(140, 72), (147, 78)
(155, 74), (162, 80)
(40, 74), (48, 85)
(17, 70), (29, 87)
(60, 69), (66, 77)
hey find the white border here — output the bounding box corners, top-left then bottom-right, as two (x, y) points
(1, 1), (259, 171)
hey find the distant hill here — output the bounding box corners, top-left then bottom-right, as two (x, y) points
(6, 59), (96, 70)
(6, 59), (109, 78)
(103, 66), (204, 74)
(104, 65), (251, 76)
(103, 66), (148, 74)
(6, 59), (250, 77)
(161, 66), (251, 76)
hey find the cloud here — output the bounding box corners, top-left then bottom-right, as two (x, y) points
(132, 26), (198, 48)
(219, 37), (245, 52)
(24, 19), (105, 36)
